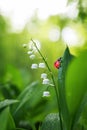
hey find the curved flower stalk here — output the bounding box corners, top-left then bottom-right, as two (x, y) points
(30, 39), (63, 130)
(23, 40), (63, 130)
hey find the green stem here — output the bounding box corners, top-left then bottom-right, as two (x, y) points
(31, 39), (63, 130)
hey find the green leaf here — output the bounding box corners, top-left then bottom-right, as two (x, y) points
(80, 105), (87, 129)
(72, 93), (87, 130)
(0, 107), (16, 130)
(0, 107), (9, 130)
(14, 81), (38, 114)
(12, 81), (50, 128)
(40, 113), (61, 130)
(7, 109), (16, 130)
(58, 47), (74, 128)
(0, 99), (19, 110)
(66, 51), (87, 129)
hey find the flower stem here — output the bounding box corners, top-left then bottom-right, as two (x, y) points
(31, 39), (63, 130)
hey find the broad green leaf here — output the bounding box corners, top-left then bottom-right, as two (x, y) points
(40, 113), (61, 130)
(0, 99), (18, 110)
(66, 51), (87, 129)
(0, 107), (16, 130)
(58, 47), (74, 128)
(12, 81), (51, 128)
(14, 81), (38, 114)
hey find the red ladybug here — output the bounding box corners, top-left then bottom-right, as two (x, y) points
(54, 57), (62, 69)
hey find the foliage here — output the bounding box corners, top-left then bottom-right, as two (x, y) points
(0, 107), (16, 130)
(40, 47), (87, 130)
(66, 50), (87, 130)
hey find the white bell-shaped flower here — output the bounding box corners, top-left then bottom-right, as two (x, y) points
(29, 54), (35, 59)
(39, 63), (46, 68)
(42, 78), (50, 85)
(43, 91), (50, 97)
(41, 73), (47, 79)
(31, 64), (38, 69)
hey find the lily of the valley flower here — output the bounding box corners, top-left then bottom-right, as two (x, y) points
(41, 73), (47, 79)
(42, 78), (50, 85)
(29, 54), (35, 59)
(43, 91), (50, 97)
(39, 63), (46, 68)
(31, 64), (38, 69)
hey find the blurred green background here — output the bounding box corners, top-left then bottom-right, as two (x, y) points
(0, 0), (87, 88)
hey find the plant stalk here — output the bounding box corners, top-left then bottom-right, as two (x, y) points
(31, 39), (63, 130)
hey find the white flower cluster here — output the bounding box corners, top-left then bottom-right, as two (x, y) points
(41, 73), (51, 97)
(27, 40), (41, 60)
(23, 40), (52, 97)
(27, 50), (35, 60)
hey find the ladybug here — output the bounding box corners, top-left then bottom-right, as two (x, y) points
(54, 57), (62, 69)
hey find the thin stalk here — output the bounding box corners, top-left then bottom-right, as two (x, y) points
(31, 39), (63, 130)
